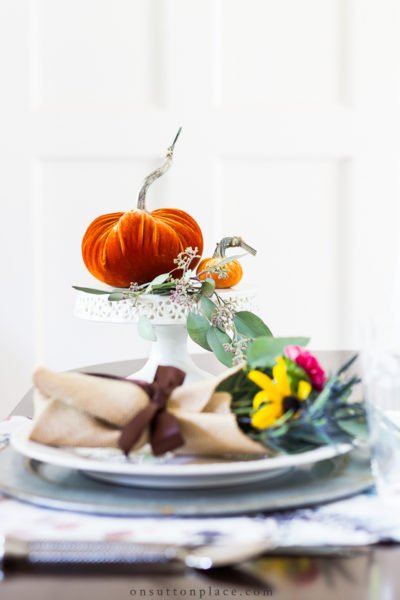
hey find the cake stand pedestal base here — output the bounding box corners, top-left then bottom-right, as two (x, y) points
(127, 324), (212, 383)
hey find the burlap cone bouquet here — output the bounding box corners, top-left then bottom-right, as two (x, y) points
(30, 365), (266, 457)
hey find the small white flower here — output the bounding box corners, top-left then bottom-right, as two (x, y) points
(211, 307), (234, 329)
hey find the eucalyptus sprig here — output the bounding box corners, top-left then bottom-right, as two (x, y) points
(73, 247), (272, 367)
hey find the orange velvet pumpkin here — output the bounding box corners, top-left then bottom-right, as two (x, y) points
(82, 130), (204, 287)
(197, 256), (243, 288)
(197, 237), (256, 289)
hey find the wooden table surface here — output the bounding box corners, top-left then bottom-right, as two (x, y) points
(3, 352), (400, 600)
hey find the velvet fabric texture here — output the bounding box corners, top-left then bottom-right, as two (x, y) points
(82, 208), (204, 287)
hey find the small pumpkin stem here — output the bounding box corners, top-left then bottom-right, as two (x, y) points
(137, 127), (182, 211)
(213, 242), (222, 258)
(213, 236), (257, 258)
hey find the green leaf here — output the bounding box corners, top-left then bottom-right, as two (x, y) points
(234, 311), (272, 339)
(201, 278), (216, 297)
(336, 353), (358, 376)
(187, 312), (212, 351)
(206, 327), (234, 367)
(137, 315), (157, 341)
(211, 253), (247, 268)
(284, 357), (310, 390)
(309, 377), (336, 416)
(246, 336), (310, 369)
(149, 272), (170, 286)
(108, 292), (126, 301)
(336, 418), (368, 440)
(72, 286), (110, 295)
(145, 272), (170, 293)
(197, 254), (247, 277)
(268, 424), (290, 437)
(200, 296), (217, 320)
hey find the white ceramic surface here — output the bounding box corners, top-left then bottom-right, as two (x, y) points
(11, 421), (352, 490)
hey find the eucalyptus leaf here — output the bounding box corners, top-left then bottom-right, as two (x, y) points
(201, 278), (216, 297)
(246, 336), (310, 369)
(148, 272), (170, 287)
(211, 253), (248, 268)
(200, 296), (217, 321)
(206, 327), (233, 367)
(187, 312), (212, 351)
(108, 292), (126, 301)
(137, 315), (157, 341)
(196, 253), (248, 277)
(144, 272), (170, 293)
(72, 286), (110, 295)
(234, 311), (272, 339)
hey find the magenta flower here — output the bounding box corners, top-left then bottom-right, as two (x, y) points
(284, 346), (326, 391)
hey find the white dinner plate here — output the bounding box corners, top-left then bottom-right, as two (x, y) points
(11, 421), (352, 489)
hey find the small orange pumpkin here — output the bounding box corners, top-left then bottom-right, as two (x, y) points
(197, 237), (256, 288)
(82, 129), (204, 287)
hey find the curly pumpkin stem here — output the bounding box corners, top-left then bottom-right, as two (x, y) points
(213, 236), (257, 259)
(137, 127), (182, 211)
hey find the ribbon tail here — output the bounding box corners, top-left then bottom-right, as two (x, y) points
(118, 403), (158, 456)
(150, 411), (184, 456)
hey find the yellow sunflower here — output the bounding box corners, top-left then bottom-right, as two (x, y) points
(248, 357), (312, 430)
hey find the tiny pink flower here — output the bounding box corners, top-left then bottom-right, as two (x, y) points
(284, 346), (326, 391)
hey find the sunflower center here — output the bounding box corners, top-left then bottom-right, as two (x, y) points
(282, 395), (301, 413)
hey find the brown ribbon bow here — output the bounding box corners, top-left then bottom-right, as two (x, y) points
(90, 366), (186, 456)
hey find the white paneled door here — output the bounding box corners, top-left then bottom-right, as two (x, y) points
(1, 0), (400, 417)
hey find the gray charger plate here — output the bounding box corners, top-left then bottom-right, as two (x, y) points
(0, 444), (373, 517)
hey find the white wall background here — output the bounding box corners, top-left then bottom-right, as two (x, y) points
(1, 0), (400, 417)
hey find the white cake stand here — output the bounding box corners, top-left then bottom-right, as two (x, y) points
(74, 288), (257, 384)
